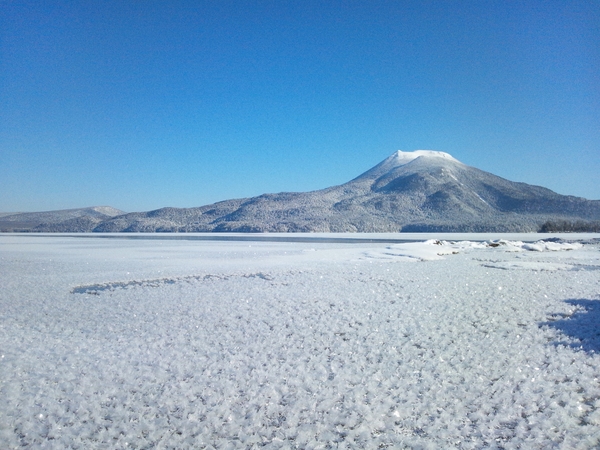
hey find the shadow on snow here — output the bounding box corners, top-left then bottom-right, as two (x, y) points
(543, 299), (600, 354)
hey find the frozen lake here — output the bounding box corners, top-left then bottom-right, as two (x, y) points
(1, 233), (599, 448)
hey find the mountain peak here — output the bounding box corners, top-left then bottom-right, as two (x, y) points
(354, 150), (461, 181)
(390, 149), (459, 164)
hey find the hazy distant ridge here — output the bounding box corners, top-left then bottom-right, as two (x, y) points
(0, 206), (125, 232)
(4, 152), (600, 233)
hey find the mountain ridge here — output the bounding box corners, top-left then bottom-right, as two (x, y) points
(0, 206), (125, 232)
(3, 151), (599, 233)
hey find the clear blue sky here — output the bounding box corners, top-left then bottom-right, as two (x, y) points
(1, 0), (598, 212)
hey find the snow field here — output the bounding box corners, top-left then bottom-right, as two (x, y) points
(1, 235), (599, 448)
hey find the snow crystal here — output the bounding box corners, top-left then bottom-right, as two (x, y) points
(1, 234), (599, 448)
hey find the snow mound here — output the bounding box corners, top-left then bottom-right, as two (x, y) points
(366, 239), (585, 262)
(522, 241), (583, 252)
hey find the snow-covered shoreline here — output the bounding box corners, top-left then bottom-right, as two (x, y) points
(5, 231), (600, 242)
(1, 234), (599, 448)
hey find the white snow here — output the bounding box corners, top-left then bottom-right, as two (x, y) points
(364, 239), (585, 262)
(392, 149), (460, 165)
(1, 233), (600, 448)
(361, 150), (463, 179)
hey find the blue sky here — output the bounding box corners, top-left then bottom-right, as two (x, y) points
(1, 0), (598, 212)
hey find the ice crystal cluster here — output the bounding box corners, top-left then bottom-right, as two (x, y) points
(1, 234), (599, 448)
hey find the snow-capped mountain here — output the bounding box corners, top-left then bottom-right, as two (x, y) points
(86, 150), (600, 233)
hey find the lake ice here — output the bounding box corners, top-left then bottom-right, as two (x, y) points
(1, 234), (599, 449)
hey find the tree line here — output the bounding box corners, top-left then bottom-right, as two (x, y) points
(539, 219), (600, 232)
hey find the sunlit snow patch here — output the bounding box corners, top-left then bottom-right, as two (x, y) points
(366, 239), (486, 261)
(365, 239), (586, 262)
(521, 241), (583, 251)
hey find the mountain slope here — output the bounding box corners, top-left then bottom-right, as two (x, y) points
(91, 150), (600, 233)
(0, 206), (125, 232)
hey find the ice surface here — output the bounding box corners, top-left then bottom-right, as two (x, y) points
(1, 234), (600, 448)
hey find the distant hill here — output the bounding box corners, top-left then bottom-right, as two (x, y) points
(0, 206), (125, 232)
(5, 151), (600, 233)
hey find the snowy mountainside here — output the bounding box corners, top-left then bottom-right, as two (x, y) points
(0, 206), (125, 232)
(17, 150), (600, 232)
